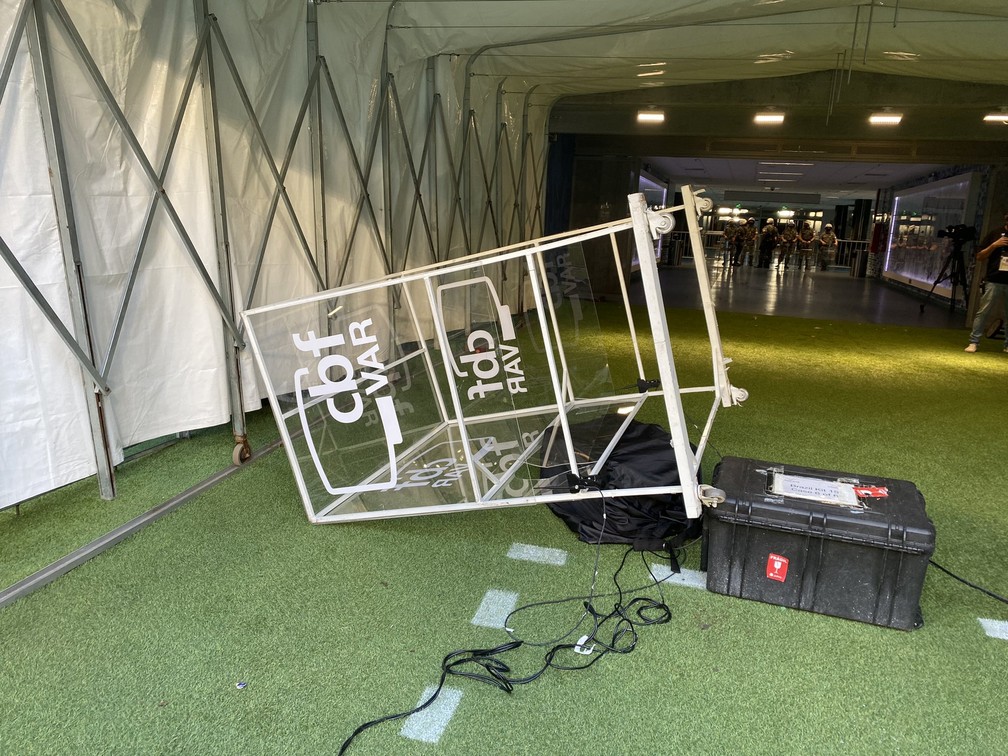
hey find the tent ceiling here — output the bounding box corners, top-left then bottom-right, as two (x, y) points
(383, 1), (1008, 96)
(642, 155), (945, 202)
(379, 1), (1008, 199)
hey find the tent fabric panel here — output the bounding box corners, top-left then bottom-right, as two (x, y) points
(42, 2), (233, 447)
(0, 31), (97, 507)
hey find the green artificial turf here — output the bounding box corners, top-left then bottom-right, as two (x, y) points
(1, 308), (1006, 755)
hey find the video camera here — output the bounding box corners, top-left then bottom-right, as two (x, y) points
(937, 224), (976, 244)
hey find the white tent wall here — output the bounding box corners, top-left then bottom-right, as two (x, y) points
(0, 17), (99, 507)
(7, 1), (1004, 509)
(0, 0), (557, 509)
(42, 2), (233, 449)
(204, 1), (316, 414)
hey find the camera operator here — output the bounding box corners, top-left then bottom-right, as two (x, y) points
(964, 213), (1008, 353)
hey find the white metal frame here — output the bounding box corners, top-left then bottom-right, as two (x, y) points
(242, 185), (745, 523)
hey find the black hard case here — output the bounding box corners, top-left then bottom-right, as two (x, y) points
(705, 456), (935, 630)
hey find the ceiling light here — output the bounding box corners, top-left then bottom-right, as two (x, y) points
(637, 69), (665, 77)
(754, 111), (785, 125)
(637, 62), (666, 68)
(760, 161), (814, 167)
(636, 110), (665, 124)
(983, 112), (1008, 123)
(758, 178), (797, 183)
(758, 171), (803, 176)
(869, 111), (903, 125)
(883, 51), (919, 61)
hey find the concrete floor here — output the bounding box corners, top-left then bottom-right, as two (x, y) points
(631, 259), (967, 330)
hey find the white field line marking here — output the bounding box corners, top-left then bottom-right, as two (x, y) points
(471, 588), (519, 629)
(507, 542), (568, 566)
(400, 685), (463, 744)
(979, 618), (1008, 641)
(649, 564), (707, 590)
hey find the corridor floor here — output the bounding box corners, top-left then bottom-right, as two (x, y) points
(630, 259), (967, 330)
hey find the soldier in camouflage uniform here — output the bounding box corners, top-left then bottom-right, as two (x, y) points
(818, 223), (838, 270)
(796, 221), (815, 270)
(722, 221), (737, 265)
(758, 218), (779, 268)
(735, 217), (758, 266)
(777, 220), (798, 270)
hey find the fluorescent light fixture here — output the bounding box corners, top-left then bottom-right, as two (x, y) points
(637, 61), (667, 68)
(869, 111), (903, 125)
(637, 69), (665, 77)
(983, 112), (1008, 123)
(760, 161), (814, 167)
(636, 110), (665, 123)
(883, 51), (919, 61)
(758, 178), (797, 183)
(754, 111), (785, 125)
(758, 171), (803, 176)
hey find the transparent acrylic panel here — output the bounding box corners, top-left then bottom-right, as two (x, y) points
(244, 284), (449, 519)
(242, 189), (732, 523)
(530, 242), (616, 401)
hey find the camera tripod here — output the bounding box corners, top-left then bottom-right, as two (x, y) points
(920, 238), (970, 313)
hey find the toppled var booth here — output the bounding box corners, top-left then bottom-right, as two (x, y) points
(241, 186), (746, 524)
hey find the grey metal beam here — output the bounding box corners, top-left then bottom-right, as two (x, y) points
(0, 235), (108, 393)
(194, 0), (247, 459)
(0, 436), (284, 611)
(0, 0), (31, 103)
(469, 115), (500, 251)
(435, 96), (472, 258)
(25, 2), (115, 498)
(319, 58), (390, 284)
(206, 15), (325, 293)
(306, 2), (329, 287)
(99, 24), (212, 381)
(334, 72), (392, 285)
(47, 0), (243, 344)
(387, 75), (437, 271)
(241, 60), (322, 316)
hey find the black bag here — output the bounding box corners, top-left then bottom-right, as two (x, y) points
(541, 415), (701, 551)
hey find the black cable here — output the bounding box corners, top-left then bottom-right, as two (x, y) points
(929, 558), (1008, 605)
(340, 489), (678, 754)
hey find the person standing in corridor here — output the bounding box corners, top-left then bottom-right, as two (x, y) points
(818, 223), (838, 270)
(964, 213), (1008, 353)
(796, 221), (815, 270)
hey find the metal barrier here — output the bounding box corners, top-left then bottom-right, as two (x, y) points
(663, 231), (871, 275)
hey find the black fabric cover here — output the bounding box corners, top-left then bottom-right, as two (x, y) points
(542, 415), (700, 550)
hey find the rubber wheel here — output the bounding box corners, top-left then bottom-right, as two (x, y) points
(232, 441), (252, 466)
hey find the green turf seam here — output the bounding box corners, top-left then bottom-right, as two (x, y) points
(0, 436), (284, 610)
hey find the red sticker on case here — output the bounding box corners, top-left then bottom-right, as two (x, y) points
(766, 553), (789, 582)
(853, 485), (889, 498)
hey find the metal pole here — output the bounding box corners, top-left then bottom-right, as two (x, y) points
(319, 59), (390, 283)
(194, 0), (248, 463)
(388, 76), (437, 270)
(25, 3), (115, 498)
(47, 0), (244, 343)
(206, 16), (325, 293)
(306, 1), (329, 287)
(628, 193), (701, 518)
(100, 24), (211, 381)
(0, 0), (32, 99)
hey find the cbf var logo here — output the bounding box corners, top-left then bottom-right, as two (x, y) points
(292, 318), (403, 494)
(437, 277), (527, 402)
